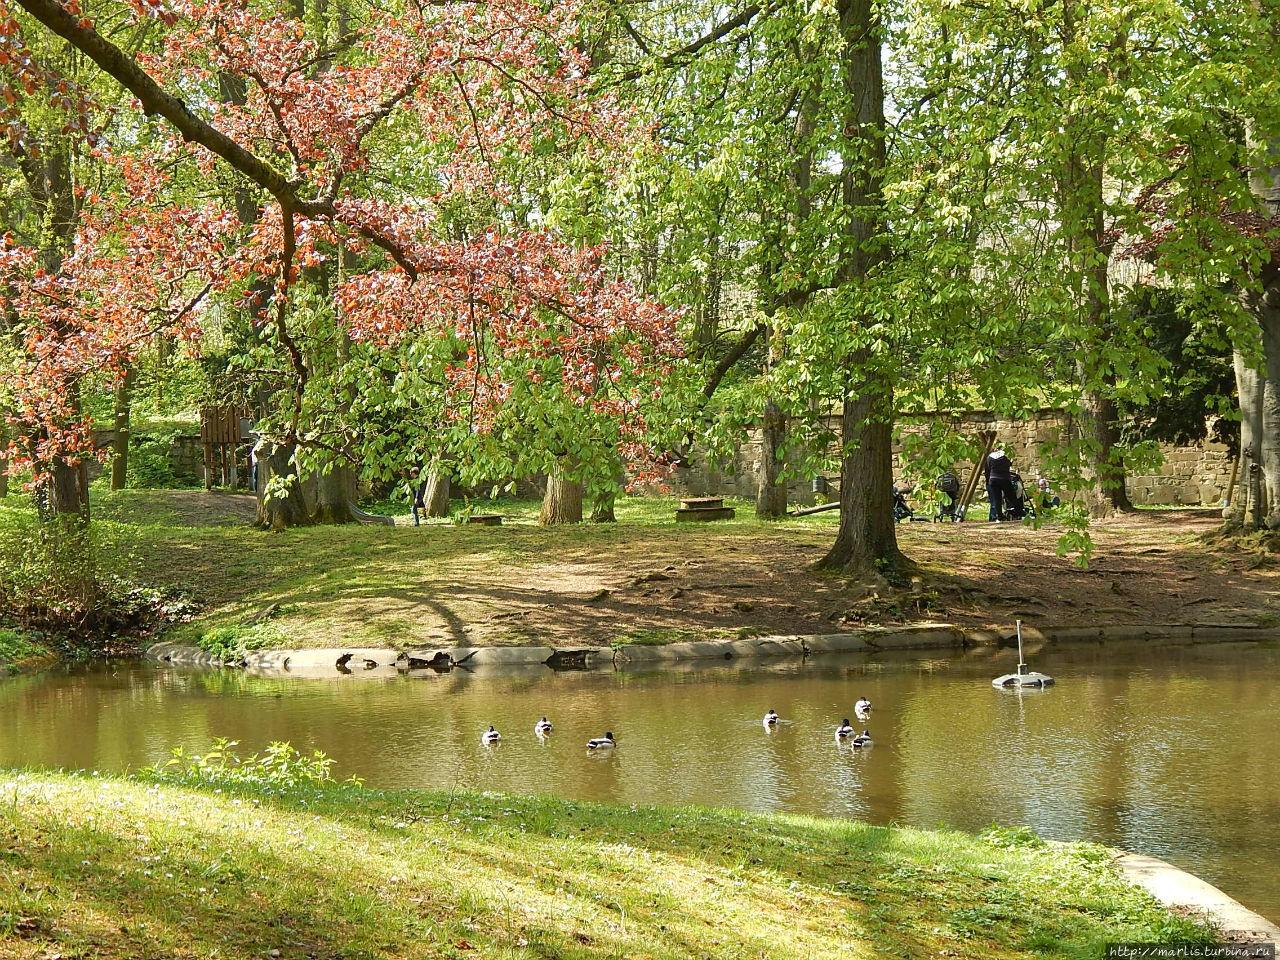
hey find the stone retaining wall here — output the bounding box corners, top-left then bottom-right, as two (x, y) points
(145, 622), (1278, 676)
(667, 409), (1234, 508)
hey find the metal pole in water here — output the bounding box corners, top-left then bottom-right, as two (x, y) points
(1016, 619), (1028, 676)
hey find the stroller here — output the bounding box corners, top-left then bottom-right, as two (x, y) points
(1002, 471), (1032, 521)
(935, 472), (961, 522)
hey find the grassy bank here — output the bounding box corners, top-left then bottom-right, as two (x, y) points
(0, 765), (1210, 959)
(2, 488), (1273, 657)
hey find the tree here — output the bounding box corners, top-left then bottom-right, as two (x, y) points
(1, 0), (678, 526)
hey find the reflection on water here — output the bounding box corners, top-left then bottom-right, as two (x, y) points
(3, 642), (1278, 920)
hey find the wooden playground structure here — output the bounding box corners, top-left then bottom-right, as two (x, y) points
(199, 405), (250, 489)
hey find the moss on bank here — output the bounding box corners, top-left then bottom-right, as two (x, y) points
(0, 768), (1211, 959)
(0, 627), (53, 673)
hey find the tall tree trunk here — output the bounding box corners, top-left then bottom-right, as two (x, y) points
(312, 461), (356, 523)
(1060, 0), (1132, 516)
(1228, 348), (1265, 526)
(1247, 121), (1280, 529)
(0, 420), (8, 499)
(756, 396), (788, 518)
(422, 470), (451, 517)
(818, 0), (901, 578)
(254, 439), (312, 531)
(539, 464), (583, 525)
(110, 364), (137, 490)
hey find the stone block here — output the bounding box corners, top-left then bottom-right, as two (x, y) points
(861, 624), (965, 649)
(283, 649), (349, 669)
(724, 636), (806, 658)
(613, 644), (681, 661)
(465, 646), (554, 666)
(803, 633), (874, 654)
(1191, 624), (1280, 643)
(1041, 626), (1103, 643)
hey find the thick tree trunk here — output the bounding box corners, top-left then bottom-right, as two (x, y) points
(539, 466), (583, 525)
(1229, 349), (1265, 525)
(1059, 0), (1132, 517)
(312, 461), (356, 524)
(254, 440), (312, 531)
(110, 365), (137, 490)
(422, 471), (451, 517)
(1244, 121), (1280, 529)
(1261, 299), (1280, 529)
(818, 377), (902, 579)
(1081, 384), (1133, 515)
(590, 488), (617, 523)
(756, 397), (788, 518)
(819, 0), (900, 577)
(0, 421), (8, 499)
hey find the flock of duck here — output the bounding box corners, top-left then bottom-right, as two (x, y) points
(480, 697), (876, 749)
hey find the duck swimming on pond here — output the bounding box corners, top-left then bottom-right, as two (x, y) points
(835, 719), (855, 738)
(482, 725), (501, 744)
(854, 697), (872, 718)
(535, 717), (553, 735)
(852, 729), (873, 747)
(763, 709), (780, 726)
(587, 732), (616, 749)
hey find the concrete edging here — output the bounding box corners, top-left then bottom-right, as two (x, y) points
(142, 622), (1280, 676)
(1115, 851), (1280, 941)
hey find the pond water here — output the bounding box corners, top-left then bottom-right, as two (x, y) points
(3, 641), (1278, 922)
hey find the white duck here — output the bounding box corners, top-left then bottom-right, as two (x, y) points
(763, 709), (780, 727)
(482, 725), (501, 745)
(586, 732), (616, 750)
(534, 717), (553, 735)
(854, 697), (872, 719)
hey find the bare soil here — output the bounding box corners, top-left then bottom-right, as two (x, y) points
(123, 492), (1280, 649)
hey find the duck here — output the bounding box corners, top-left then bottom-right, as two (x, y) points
(586, 732), (616, 750)
(852, 729), (873, 747)
(763, 709), (780, 726)
(482, 725), (501, 744)
(534, 717), (553, 735)
(854, 697), (872, 718)
(835, 719), (855, 738)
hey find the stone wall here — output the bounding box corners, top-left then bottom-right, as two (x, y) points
(667, 409), (1234, 508)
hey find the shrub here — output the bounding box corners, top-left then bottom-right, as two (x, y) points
(194, 623), (286, 663)
(126, 429), (202, 489)
(0, 506), (195, 655)
(142, 738), (358, 790)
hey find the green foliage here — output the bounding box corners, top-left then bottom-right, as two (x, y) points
(981, 825), (1047, 849)
(141, 737), (353, 790)
(0, 626), (50, 668)
(193, 623), (287, 662)
(126, 429), (201, 489)
(0, 502), (195, 650)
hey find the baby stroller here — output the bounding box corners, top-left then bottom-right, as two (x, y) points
(1003, 471), (1032, 521)
(935, 471), (960, 522)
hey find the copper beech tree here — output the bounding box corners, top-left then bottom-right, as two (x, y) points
(0, 0), (680, 525)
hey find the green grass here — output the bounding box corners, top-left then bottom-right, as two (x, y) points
(50, 488), (845, 651)
(0, 766), (1213, 960)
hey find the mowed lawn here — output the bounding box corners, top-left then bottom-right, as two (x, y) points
(0, 768), (1210, 960)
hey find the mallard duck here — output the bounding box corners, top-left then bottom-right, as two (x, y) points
(763, 709), (780, 726)
(852, 730), (873, 747)
(586, 732), (616, 749)
(534, 717), (553, 735)
(482, 725), (501, 744)
(854, 697), (872, 718)
(835, 719), (854, 738)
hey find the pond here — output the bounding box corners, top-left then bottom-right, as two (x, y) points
(3, 641), (1277, 922)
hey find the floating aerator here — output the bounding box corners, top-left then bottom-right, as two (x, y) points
(992, 619), (1055, 688)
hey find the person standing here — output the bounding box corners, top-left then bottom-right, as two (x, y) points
(407, 467), (427, 526)
(984, 447), (1018, 521)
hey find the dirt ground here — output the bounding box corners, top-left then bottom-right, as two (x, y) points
(111, 492), (1279, 647)
(538, 511), (1278, 645)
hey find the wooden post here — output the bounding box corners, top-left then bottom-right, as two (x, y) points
(957, 430), (997, 520)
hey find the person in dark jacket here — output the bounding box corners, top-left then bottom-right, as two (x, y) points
(984, 448), (1019, 521)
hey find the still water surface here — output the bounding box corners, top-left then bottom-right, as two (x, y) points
(3, 642), (1277, 920)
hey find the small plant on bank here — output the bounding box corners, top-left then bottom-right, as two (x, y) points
(141, 737), (360, 790)
(194, 623), (288, 663)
